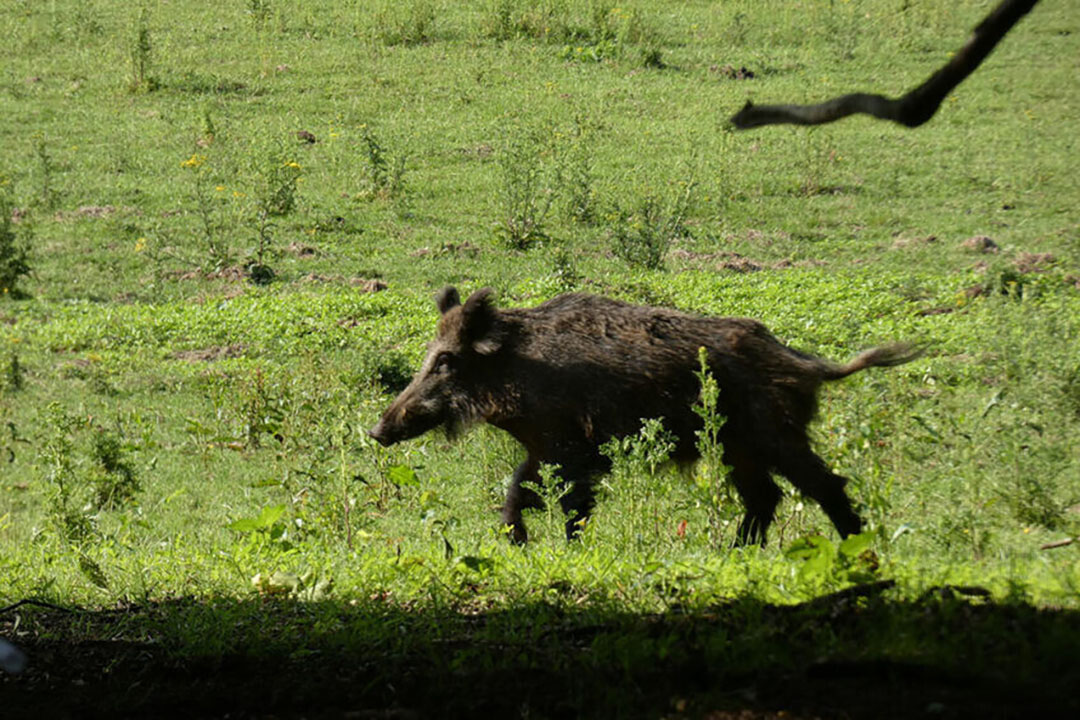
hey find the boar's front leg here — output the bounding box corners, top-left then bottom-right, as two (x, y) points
(502, 457), (545, 545)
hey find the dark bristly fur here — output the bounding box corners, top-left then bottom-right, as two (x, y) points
(369, 287), (923, 546)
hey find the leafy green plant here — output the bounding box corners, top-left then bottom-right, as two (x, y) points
(33, 135), (56, 210)
(247, 209), (276, 285)
(246, 0), (273, 31)
(482, 0), (559, 41)
(1, 352), (23, 393)
(239, 369), (286, 450)
(517, 461), (575, 542)
(690, 347), (735, 545)
(39, 403), (96, 544)
(259, 157), (302, 218)
(128, 7), (158, 92)
(549, 246), (581, 292)
(608, 196), (668, 270)
(0, 189), (32, 298)
(358, 125), (408, 200)
(89, 431), (140, 510)
(784, 531), (879, 588)
(227, 503), (290, 546)
(420, 486), (458, 559)
(494, 126), (558, 250)
(371, 0), (436, 46)
(609, 175), (696, 269)
(557, 116), (598, 224)
(601, 418), (677, 550)
(183, 154), (234, 271)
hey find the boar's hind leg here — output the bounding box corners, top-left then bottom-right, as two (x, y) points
(503, 458), (545, 545)
(728, 451), (784, 547)
(558, 476), (597, 541)
(776, 446), (863, 539)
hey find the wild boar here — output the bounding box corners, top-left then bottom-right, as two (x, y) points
(368, 287), (921, 546)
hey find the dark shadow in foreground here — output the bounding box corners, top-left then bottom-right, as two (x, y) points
(2, 582), (1077, 719)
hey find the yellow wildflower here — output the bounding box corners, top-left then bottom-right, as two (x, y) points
(181, 154), (205, 168)
(134, 237), (147, 253)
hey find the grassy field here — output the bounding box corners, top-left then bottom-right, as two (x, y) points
(1, 1), (1079, 717)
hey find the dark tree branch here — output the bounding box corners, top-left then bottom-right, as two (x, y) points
(730, 0), (1041, 130)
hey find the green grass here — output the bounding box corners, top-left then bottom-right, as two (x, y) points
(1, 0), (1079, 716)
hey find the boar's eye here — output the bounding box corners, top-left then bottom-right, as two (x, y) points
(433, 352), (456, 373)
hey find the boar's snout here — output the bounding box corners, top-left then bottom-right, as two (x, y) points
(367, 421), (394, 447)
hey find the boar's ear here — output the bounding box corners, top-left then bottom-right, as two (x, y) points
(461, 288), (502, 355)
(435, 286), (461, 315)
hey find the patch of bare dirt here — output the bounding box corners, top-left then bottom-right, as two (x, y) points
(1014, 252), (1056, 273)
(410, 241), (481, 258)
(53, 205), (136, 222)
(350, 278), (389, 292)
(890, 234), (937, 250)
(287, 242), (318, 257)
(711, 64), (756, 80)
(720, 257), (765, 273)
(771, 258), (827, 269)
(169, 344), (246, 362)
(298, 274), (387, 292)
(670, 250), (824, 273)
(166, 266), (247, 283)
(961, 235), (999, 253)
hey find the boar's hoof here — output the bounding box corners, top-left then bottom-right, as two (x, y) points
(507, 523), (528, 546)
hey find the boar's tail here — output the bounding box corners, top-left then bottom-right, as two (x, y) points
(821, 342), (925, 381)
